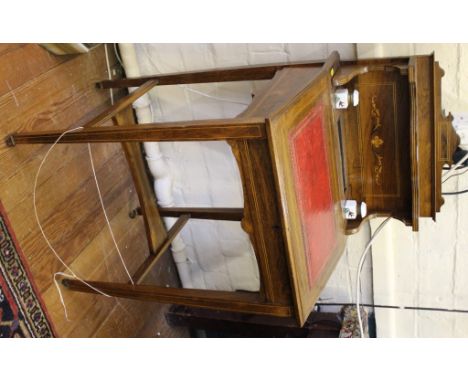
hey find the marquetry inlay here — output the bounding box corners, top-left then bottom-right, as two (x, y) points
(370, 95), (385, 186)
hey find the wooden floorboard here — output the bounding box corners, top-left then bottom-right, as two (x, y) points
(0, 43), (188, 338)
(0, 43), (69, 98)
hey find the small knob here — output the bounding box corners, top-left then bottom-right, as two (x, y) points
(352, 90), (359, 106)
(360, 201), (367, 218)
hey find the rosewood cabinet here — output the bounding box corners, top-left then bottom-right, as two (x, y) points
(7, 51), (459, 326)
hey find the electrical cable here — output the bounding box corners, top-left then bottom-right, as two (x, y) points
(441, 165), (467, 170)
(316, 302), (468, 315)
(442, 189), (468, 196)
(442, 151), (468, 182)
(442, 161), (468, 195)
(443, 166), (468, 184)
(356, 217), (392, 338)
(113, 43), (125, 69)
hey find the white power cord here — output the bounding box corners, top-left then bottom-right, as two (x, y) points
(442, 152), (468, 183)
(354, 151), (466, 336)
(356, 217), (392, 338)
(443, 166), (468, 184)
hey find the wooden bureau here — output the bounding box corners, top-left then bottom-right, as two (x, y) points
(7, 51), (459, 326)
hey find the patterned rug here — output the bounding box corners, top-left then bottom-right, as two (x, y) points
(339, 306), (369, 338)
(0, 201), (55, 337)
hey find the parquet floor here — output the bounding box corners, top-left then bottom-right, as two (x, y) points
(0, 43), (188, 337)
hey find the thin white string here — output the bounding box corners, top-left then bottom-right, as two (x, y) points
(37, 44), (135, 320)
(87, 143), (134, 285)
(104, 43), (114, 105)
(53, 272), (74, 321)
(33, 127), (112, 319)
(102, 42), (135, 284)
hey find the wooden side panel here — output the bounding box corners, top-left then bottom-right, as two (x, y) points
(407, 55), (459, 226)
(243, 67), (322, 117)
(411, 57), (435, 218)
(354, 71), (411, 217)
(113, 107), (167, 255)
(229, 139), (292, 307)
(0, 44), (70, 98)
(433, 61), (459, 214)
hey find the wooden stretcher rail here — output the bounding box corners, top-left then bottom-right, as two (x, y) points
(61, 279), (292, 317)
(133, 214), (190, 284)
(97, 57), (410, 89)
(86, 79), (158, 127)
(6, 118), (267, 145)
(158, 207), (244, 221)
(97, 60), (328, 89)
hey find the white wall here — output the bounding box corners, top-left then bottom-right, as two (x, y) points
(358, 44), (468, 337)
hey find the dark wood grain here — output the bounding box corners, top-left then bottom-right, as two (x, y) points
(62, 279), (292, 317)
(229, 139), (293, 307)
(332, 64), (408, 87)
(8, 118), (267, 145)
(97, 56), (411, 89)
(352, 70), (411, 220)
(97, 59), (332, 89)
(166, 305), (341, 337)
(159, 207), (243, 221)
(0, 44), (70, 99)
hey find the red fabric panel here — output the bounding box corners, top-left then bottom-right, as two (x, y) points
(289, 103), (337, 288)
